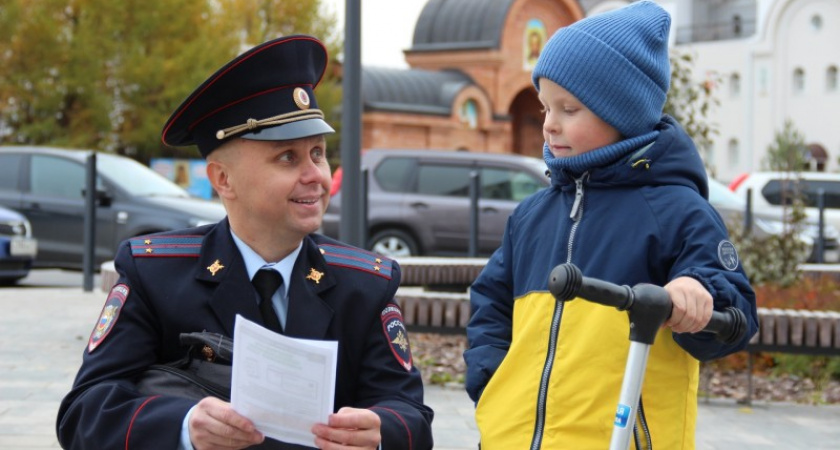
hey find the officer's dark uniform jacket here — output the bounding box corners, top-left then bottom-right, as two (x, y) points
(56, 218), (434, 449)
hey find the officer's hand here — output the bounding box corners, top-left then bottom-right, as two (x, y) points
(664, 276), (713, 334)
(311, 407), (381, 449)
(189, 397), (264, 450)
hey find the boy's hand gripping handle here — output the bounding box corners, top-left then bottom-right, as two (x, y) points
(548, 263), (747, 345)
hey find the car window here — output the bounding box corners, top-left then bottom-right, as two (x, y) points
(374, 157), (415, 193)
(417, 164), (472, 197)
(511, 172), (544, 201)
(97, 154), (188, 197)
(481, 168), (512, 200)
(30, 155), (88, 198)
(762, 178), (840, 209)
(761, 179), (797, 206)
(0, 154), (22, 191)
(481, 167), (544, 201)
(801, 180), (840, 209)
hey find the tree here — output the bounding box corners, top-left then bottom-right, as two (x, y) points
(0, 0), (341, 162)
(730, 121), (810, 287)
(663, 49), (719, 174)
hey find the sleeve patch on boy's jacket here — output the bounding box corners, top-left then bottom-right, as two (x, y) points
(319, 244), (393, 279)
(381, 304), (412, 371)
(88, 284), (129, 353)
(130, 235), (203, 257)
(717, 240), (739, 271)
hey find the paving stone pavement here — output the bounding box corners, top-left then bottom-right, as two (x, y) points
(1, 287), (838, 449)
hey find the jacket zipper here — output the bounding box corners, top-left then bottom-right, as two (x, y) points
(529, 174), (588, 450)
(632, 396), (653, 449)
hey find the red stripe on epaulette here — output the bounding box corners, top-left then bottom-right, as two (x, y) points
(319, 244), (393, 280)
(130, 235), (203, 258)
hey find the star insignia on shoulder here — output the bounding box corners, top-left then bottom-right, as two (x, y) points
(306, 268), (324, 284)
(207, 259), (225, 276)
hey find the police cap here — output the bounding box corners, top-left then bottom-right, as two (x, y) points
(162, 35), (335, 158)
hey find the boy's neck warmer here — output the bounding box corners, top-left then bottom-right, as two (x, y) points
(544, 130), (659, 179)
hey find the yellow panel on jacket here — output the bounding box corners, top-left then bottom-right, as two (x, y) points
(475, 292), (699, 449)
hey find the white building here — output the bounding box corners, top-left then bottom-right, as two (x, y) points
(584, 0), (840, 183)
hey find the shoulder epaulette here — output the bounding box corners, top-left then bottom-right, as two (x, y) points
(318, 244), (393, 280)
(130, 235), (203, 257)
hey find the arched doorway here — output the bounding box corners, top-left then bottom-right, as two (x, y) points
(509, 88), (543, 158)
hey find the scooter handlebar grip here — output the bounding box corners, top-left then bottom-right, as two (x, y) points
(549, 263), (748, 344)
(705, 307), (748, 345)
(548, 263), (633, 310)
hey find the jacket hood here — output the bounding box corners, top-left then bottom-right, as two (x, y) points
(546, 115), (709, 199)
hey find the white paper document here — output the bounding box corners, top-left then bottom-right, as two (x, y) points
(231, 315), (337, 447)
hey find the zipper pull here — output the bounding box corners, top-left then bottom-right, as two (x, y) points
(570, 176), (585, 219)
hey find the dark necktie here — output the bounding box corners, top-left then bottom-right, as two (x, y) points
(252, 269), (284, 333)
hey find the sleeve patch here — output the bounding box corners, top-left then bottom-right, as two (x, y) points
(717, 240), (739, 271)
(130, 235), (203, 257)
(381, 304), (412, 371)
(319, 244), (393, 279)
(88, 284), (129, 353)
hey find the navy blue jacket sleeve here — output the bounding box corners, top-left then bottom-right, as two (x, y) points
(463, 220), (515, 403)
(56, 241), (196, 449)
(659, 196), (760, 361)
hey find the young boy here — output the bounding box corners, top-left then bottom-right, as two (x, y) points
(464, 2), (758, 449)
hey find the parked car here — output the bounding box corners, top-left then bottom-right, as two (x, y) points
(729, 171), (840, 235)
(322, 149), (550, 257)
(0, 205), (37, 284)
(0, 146), (227, 269)
(709, 177), (840, 264)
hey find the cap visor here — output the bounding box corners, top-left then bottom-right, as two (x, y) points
(241, 118), (335, 142)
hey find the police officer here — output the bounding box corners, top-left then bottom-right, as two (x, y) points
(56, 35), (434, 450)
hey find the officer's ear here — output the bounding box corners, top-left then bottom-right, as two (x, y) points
(206, 150), (235, 201)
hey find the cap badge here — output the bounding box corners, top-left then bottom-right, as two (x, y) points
(293, 87), (311, 110)
(207, 259), (225, 276)
(306, 267), (324, 284)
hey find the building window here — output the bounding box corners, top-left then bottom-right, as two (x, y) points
(728, 139), (740, 167)
(811, 14), (823, 32)
(729, 73), (741, 97)
(733, 15), (742, 36)
(793, 68), (805, 93)
(827, 66), (838, 92)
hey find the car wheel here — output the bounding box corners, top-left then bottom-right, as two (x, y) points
(368, 229), (419, 258)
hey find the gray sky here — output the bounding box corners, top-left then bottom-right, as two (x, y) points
(322, 0), (428, 68)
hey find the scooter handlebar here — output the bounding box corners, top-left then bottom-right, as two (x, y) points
(548, 263), (747, 345)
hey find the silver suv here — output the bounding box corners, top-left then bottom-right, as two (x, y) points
(321, 149), (550, 257)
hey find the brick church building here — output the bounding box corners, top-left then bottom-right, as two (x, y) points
(359, 0), (584, 158)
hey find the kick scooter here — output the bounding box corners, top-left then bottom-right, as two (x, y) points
(548, 263), (748, 450)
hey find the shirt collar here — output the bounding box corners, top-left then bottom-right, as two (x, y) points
(230, 230), (302, 298)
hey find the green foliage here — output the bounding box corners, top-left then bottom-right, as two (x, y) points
(727, 121), (811, 287)
(763, 120), (809, 172)
(664, 49), (719, 164)
(663, 52), (809, 288)
(0, 0), (341, 162)
(727, 224), (806, 287)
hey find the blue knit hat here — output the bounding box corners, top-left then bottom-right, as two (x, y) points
(532, 0), (671, 138)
